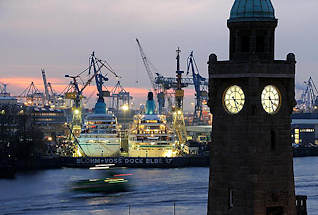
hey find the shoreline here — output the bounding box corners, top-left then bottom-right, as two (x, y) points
(8, 147), (318, 171)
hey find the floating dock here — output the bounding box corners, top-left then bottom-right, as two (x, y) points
(62, 156), (209, 168)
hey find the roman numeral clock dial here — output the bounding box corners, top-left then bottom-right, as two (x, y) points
(261, 85), (281, 114)
(223, 85), (245, 114)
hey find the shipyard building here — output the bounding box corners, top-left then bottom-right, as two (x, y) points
(292, 113), (318, 146)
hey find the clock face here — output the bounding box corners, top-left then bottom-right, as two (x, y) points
(261, 85), (281, 114)
(223, 85), (245, 114)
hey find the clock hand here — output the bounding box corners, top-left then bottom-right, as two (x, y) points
(269, 96), (275, 111)
(232, 96), (239, 111)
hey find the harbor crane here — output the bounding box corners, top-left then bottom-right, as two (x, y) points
(89, 52), (109, 105)
(154, 68), (208, 115)
(0, 82), (9, 97)
(187, 51), (208, 125)
(65, 52), (120, 136)
(109, 81), (131, 115)
(89, 52), (123, 113)
(300, 77), (318, 112)
(172, 47), (188, 147)
(64, 73), (93, 137)
(41, 69), (50, 105)
(47, 82), (59, 106)
(64, 71), (101, 136)
(136, 38), (165, 114)
(41, 69), (65, 108)
(18, 82), (44, 106)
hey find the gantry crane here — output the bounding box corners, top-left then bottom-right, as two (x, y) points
(187, 51), (208, 125)
(18, 82), (44, 106)
(300, 77), (318, 112)
(136, 38), (165, 114)
(0, 82), (9, 97)
(109, 81), (131, 115)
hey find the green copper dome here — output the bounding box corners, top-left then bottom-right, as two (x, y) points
(229, 0), (276, 22)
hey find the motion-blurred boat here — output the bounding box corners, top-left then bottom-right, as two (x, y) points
(72, 177), (129, 193)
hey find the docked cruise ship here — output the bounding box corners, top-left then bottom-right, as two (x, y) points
(76, 99), (121, 157)
(128, 92), (178, 157)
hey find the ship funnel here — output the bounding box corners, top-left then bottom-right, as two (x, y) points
(145, 92), (156, 115)
(94, 99), (106, 114)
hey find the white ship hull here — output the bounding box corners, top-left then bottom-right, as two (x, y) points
(78, 136), (121, 157)
(128, 139), (175, 157)
(76, 112), (121, 157)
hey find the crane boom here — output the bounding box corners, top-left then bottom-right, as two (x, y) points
(136, 38), (166, 114)
(41, 69), (50, 104)
(47, 82), (56, 104)
(88, 52), (110, 103)
(136, 38), (157, 94)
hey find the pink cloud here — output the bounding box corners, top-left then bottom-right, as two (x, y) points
(0, 77), (195, 99)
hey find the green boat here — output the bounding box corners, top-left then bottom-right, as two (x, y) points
(72, 177), (129, 193)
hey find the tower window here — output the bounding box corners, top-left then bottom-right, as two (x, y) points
(241, 36), (250, 52)
(229, 189), (234, 208)
(256, 36), (265, 52)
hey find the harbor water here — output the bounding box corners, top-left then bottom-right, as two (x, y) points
(0, 157), (317, 215)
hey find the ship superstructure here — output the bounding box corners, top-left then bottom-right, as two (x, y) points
(128, 92), (178, 157)
(76, 99), (121, 157)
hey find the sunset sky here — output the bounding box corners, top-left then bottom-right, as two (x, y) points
(1, 0), (317, 109)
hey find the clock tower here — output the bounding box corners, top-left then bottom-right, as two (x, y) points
(207, 0), (297, 215)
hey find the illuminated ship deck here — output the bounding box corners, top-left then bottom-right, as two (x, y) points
(128, 114), (178, 157)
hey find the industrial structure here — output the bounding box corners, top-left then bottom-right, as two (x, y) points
(1, 43), (213, 160)
(297, 77), (318, 112)
(0, 83), (17, 105)
(18, 82), (44, 106)
(136, 38), (209, 121)
(108, 81), (131, 115)
(0, 82), (9, 97)
(172, 47), (188, 146)
(136, 38), (166, 114)
(64, 52), (121, 136)
(186, 52), (208, 125)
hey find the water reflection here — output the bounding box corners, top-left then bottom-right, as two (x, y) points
(1, 159), (317, 215)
